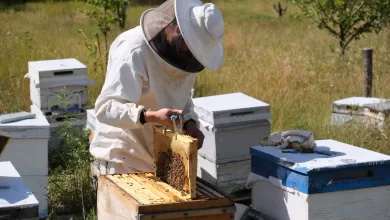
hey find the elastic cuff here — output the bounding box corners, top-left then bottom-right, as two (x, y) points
(140, 109), (147, 124)
(134, 105), (145, 128)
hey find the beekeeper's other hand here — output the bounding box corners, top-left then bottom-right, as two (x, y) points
(184, 120), (204, 149)
(145, 108), (182, 129)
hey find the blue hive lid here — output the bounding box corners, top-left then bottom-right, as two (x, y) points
(250, 139), (390, 194)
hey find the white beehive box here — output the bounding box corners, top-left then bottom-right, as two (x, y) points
(193, 92), (271, 163)
(31, 104), (87, 149)
(25, 58), (95, 115)
(197, 156), (252, 195)
(250, 139), (390, 220)
(331, 97), (388, 126)
(193, 93), (271, 195)
(0, 161), (40, 220)
(29, 83), (88, 114)
(0, 114), (50, 218)
(31, 104), (87, 128)
(364, 101), (390, 131)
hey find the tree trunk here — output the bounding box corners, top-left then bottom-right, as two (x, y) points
(120, 3), (126, 30)
(363, 48), (373, 97)
(96, 33), (105, 75)
(104, 7), (109, 68)
(340, 43), (346, 56)
(339, 24), (346, 55)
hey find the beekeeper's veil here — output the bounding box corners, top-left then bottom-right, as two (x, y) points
(140, 0), (225, 73)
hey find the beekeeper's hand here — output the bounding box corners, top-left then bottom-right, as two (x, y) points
(184, 120), (204, 149)
(145, 108), (182, 129)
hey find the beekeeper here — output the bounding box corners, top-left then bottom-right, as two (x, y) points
(89, 0), (224, 176)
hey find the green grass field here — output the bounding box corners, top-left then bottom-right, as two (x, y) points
(1, 0), (390, 218)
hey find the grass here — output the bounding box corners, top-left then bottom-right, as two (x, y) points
(1, 0), (390, 218)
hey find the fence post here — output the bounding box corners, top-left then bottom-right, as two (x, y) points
(363, 48), (373, 97)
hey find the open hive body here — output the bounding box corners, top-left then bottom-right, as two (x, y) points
(97, 173), (235, 220)
(153, 125), (198, 199)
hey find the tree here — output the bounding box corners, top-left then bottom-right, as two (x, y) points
(81, 0), (129, 66)
(274, 2), (288, 17)
(290, 0), (390, 55)
(115, 0), (129, 30)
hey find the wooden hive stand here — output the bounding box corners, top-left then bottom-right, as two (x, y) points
(97, 173), (236, 220)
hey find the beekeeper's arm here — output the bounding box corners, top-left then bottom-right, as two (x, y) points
(94, 54), (147, 129)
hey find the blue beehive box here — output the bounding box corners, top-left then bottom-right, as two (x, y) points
(249, 139), (390, 220)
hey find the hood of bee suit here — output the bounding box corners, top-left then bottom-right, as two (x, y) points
(140, 0), (225, 73)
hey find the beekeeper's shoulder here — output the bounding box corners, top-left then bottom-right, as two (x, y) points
(109, 26), (149, 62)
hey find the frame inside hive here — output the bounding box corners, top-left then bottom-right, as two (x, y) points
(105, 173), (230, 204)
(153, 125), (198, 199)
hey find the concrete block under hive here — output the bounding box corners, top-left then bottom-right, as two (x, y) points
(97, 173), (236, 220)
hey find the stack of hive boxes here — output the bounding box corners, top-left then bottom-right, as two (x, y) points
(0, 114), (50, 218)
(192, 92), (271, 197)
(25, 58), (95, 149)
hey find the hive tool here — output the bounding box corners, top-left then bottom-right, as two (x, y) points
(170, 114), (184, 134)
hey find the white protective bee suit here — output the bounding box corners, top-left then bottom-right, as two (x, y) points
(89, 0), (224, 176)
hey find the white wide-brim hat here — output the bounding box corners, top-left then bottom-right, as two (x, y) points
(140, 0), (224, 70)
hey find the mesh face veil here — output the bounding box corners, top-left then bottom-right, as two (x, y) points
(149, 20), (204, 73)
(142, 0), (205, 73)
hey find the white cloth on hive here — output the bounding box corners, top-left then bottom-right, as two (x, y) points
(260, 130), (317, 152)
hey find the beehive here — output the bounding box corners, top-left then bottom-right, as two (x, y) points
(26, 58), (94, 149)
(31, 104), (86, 149)
(25, 58), (95, 115)
(0, 161), (39, 220)
(193, 92), (271, 195)
(0, 115), (50, 218)
(97, 173), (236, 220)
(250, 139), (390, 220)
(331, 97), (388, 126)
